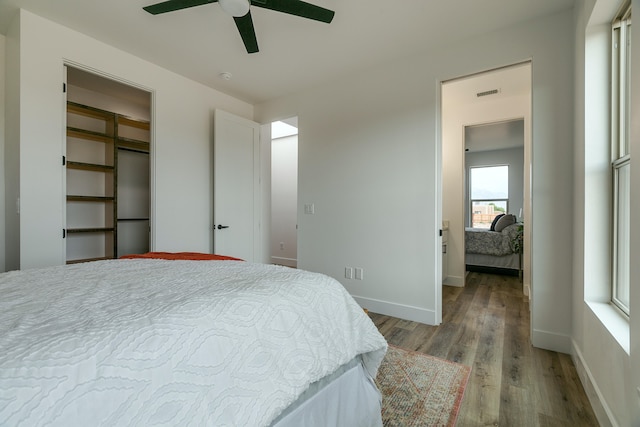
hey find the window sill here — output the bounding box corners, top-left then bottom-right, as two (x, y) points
(586, 301), (630, 355)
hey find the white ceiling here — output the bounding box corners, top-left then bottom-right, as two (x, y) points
(0, 0), (574, 105)
(465, 119), (524, 153)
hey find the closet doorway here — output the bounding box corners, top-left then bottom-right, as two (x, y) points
(441, 62), (532, 297)
(270, 118), (298, 267)
(64, 66), (152, 263)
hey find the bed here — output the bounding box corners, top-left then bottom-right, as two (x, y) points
(0, 255), (387, 426)
(465, 217), (522, 274)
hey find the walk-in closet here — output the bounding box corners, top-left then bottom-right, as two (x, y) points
(65, 66), (151, 263)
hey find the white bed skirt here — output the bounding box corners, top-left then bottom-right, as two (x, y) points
(271, 357), (383, 427)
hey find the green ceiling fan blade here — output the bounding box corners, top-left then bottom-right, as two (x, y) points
(143, 0), (218, 15)
(251, 0), (334, 23)
(143, 0), (334, 53)
(234, 12), (259, 53)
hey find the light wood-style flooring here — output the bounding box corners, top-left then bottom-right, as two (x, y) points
(369, 272), (599, 426)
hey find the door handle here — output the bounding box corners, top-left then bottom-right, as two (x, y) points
(217, 224), (229, 230)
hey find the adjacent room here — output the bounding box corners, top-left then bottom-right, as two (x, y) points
(1, 0), (638, 425)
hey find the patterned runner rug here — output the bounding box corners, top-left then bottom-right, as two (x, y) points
(377, 345), (471, 427)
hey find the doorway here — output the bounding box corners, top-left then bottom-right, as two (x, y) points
(64, 66), (152, 262)
(464, 120), (525, 275)
(270, 118), (298, 267)
(441, 62), (532, 297)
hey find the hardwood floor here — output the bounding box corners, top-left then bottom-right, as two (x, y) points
(369, 272), (599, 426)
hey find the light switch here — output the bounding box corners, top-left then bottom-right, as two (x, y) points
(304, 203), (315, 214)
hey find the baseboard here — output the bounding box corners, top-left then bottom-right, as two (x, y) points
(270, 256), (297, 268)
(531, 328), (572, 354)
(572, 340), (616, 427)
(444, 275), (464, 287)
(352, 295), (437, 325)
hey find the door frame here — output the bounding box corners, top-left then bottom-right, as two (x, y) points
(438, 61), (533, 322)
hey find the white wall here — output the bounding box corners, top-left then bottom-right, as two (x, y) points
(571, 0), (638, 425)
(443, 88), (530, 288)
(5, 17), (20, 271)
(256, 11), (574, 346)
(271, 134), (298, 267)
(0, 33), (6, 272)
(4, 10), (253, 269)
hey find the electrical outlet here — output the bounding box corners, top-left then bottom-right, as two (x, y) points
(355, 268), (364, 280)
(280, 242), (285, 250)
(304, 203), (315, 214)
(345, 267), (353, 279)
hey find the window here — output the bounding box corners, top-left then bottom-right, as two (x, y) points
(469, 165), (508, 229)
(611, 4), (631, 315)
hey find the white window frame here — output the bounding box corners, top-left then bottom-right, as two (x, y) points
(611, 3), (631, 316)
(469, 165), (509, 229)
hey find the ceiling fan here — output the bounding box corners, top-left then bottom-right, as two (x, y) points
(143, 0), (335, 54)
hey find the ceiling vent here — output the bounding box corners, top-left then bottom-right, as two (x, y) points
(476, 89), (499, 97)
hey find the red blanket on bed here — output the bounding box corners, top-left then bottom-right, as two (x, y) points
(120, 252), (244, 261)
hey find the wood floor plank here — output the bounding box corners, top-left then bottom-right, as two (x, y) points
(371, 314), (398, 337)
(557, 353), (599, 426)
(369, 272), (599, 426)
(466, 305), (505, 425)
(420, 320), (461, 359)
(499, 384), (537, 427)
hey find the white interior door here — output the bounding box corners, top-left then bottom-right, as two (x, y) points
(213, 110), (260, 262)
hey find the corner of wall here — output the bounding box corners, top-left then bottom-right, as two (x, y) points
(4, 13), (21, 271)
(0, 33), (6, 272)
(531, 329), (572, 354)
(351, 295), (438, 325)
(572, 340), (617, 427)
(443, 275), (465, 287)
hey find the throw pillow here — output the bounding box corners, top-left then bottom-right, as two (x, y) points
(490, 214), (505, 231)
(494, 214), (516, 232)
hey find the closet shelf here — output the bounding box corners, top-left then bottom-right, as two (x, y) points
(67, 127), (114, 144)
(117, 115), (150, 130)
(66, 161), (114, 172)
(67, 195), (115, 202)
(116, 137), (150, 152)
(67, 101), (115, 121)
(66, 227), (115, 234)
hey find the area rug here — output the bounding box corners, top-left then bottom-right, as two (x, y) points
(377, 345), (471, 427)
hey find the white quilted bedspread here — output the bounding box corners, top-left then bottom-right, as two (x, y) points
(0, 260), (387, 426)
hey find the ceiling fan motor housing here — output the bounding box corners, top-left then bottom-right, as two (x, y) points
(219, 0), (250, 17)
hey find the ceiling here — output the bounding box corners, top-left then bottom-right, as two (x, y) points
(0, 0), (574, 105)
(465, 119), (524, 153)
